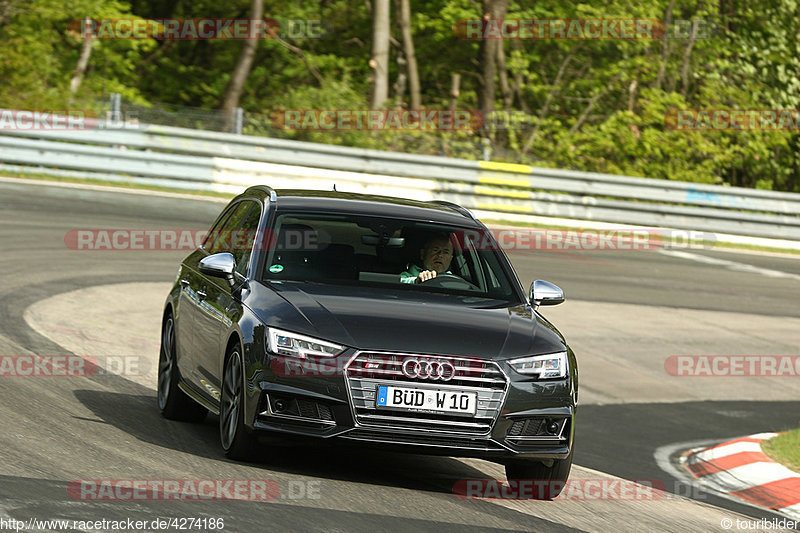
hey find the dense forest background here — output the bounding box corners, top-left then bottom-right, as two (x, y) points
(2, 0), (799, 192)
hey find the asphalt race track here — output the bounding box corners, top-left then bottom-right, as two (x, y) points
(1, 179), (798, 532)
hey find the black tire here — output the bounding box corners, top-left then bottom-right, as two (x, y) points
(157, 313), (208, 422)
(504, 447), (574, 500)
(220, 345), (256, 460)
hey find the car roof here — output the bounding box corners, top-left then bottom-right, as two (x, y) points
(241, 187), (483, 227)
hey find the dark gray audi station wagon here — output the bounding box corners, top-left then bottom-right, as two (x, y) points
(159, 186), (577, 498)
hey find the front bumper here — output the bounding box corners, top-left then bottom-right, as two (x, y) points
(248, 351), (576, 462)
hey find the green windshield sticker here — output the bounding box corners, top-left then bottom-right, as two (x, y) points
(268, 264), (284, 273)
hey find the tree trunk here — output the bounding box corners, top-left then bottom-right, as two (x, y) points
(496, 40), (512, 110)
(69, 19), (93, 96)
(370, 0), (391, 108)
(680, 20), (700, 98)
(569, 88), (607, 134)
(627, 79), (638, 113)
(654, 0), (675, 90)
(477, 0), (509, 133)
(393, 49), (407, 105)
(398, 0), (420, 109)
(449, 73), (461, 110)
(0, 0), (18, 29)
(220, 0), (263, 126)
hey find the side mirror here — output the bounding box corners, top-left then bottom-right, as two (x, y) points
(199, 252), (236, 280)
(529, 280), (565, 306)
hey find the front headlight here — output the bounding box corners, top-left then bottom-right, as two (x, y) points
(508, 351), (567, 379)
(267, 327), (345, 358)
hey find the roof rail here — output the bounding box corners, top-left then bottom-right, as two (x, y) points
(431, 200), (476, 220)
(246, 184), (277, 202)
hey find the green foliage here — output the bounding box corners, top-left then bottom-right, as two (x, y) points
(1, 0), (799, 191)
(762, 428), (800, 473)
(0, 0), (151, 108)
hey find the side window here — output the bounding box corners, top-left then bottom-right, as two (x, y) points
(460, 239), (484, 289)
(485, 259), (501, 289)
(233, 204), (262, 276)
(201, 205), (236, 250)
(208, 201), (252, 255)
(205, 200), (263, 277)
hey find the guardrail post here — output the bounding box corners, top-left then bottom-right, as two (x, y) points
(233, 108), (244, 134)
(110, 93), (121, 124)
(481, 137), (492, 161)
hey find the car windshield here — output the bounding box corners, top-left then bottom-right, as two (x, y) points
(260, 212), (520, 303)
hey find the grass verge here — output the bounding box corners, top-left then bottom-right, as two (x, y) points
(762, 429), (800, 474)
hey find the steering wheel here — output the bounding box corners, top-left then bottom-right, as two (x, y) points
(420, 273), (479, 291)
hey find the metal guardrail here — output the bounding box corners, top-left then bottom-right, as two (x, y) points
(1, 119), (799, 241)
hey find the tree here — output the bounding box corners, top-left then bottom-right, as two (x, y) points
(369, 0), (390, 108)
(477, 0), (509, 133)
(397, 0), (420, 109)
(2, 0), (799, 191)
(220, 0), (263, 127)
(69, 18), (94, 97)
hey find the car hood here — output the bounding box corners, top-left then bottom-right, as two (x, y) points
(249, 282), (565, 360)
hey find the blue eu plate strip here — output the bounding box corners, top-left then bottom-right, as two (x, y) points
(377, 385), (388, 406)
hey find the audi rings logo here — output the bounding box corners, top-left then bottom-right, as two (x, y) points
(401, 358), (455, 381)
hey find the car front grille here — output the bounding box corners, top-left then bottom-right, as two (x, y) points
(344, 351), (508, 436)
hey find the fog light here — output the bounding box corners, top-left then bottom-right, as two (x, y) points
(274, 399), (287, 412)
(547, 420), (560, 434)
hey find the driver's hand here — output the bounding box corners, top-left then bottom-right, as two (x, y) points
(415, 270), (437, 283)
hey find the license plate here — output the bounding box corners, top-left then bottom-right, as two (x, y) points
(375, 385), (477, 415)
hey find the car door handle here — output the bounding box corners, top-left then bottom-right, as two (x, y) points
(197, 290), (207, 301)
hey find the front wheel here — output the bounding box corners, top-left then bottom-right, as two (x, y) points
(220, 345), (256, 460)
(504, 447), (574, 500)
(157, 314), (207, 422)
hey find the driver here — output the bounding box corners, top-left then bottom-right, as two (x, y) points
(400, 233), (455, 284)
